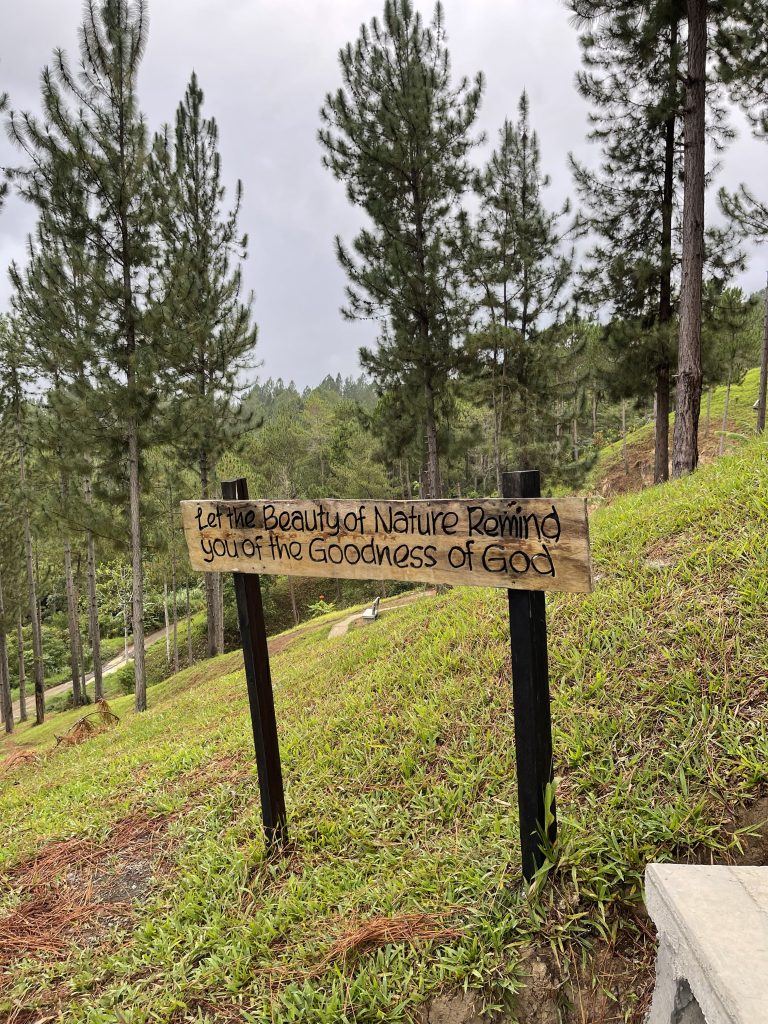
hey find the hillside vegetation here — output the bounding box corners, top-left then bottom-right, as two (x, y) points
(589, 367), (762, 496)
(1, 437), (768, 1022)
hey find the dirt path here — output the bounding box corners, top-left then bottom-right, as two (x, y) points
(327, 590), (435, 639)
(10, 624), (169, 720)
(10, 590), (436, 719)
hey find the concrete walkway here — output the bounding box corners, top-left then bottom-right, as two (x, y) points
(328, 590), (435, 639)
(10, 624), (169, 720)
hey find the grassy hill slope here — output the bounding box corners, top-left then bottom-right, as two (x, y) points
(2, 437), (768, 1023)
(589, 366), (762, 496)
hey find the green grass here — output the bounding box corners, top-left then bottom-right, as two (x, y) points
(588, 366), (763, 490)
(1, 442), (768, 1021)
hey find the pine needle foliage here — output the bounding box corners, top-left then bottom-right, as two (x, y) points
(9, 0), (155, 711)
(467, 92), (574, 491)
(319, 0), (483, 498)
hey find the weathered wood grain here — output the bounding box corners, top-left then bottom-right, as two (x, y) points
(181, 497), (593, 594)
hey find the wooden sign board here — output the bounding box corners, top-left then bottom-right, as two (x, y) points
(181, 497), (592, 594)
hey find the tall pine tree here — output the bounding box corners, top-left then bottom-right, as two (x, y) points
(9, 0), (157, 710)
(469, 92), (573, 492)
(151, 72), (257, 658)
(319, 0), (483, 498)
(571, 0), (686, 483)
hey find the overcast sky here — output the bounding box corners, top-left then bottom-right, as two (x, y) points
(1, 0), (766, 389)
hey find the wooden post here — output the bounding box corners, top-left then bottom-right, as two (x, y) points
(502, 470), (556, 882)
(221, 478), (287, 851)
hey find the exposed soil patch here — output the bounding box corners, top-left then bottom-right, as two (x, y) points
(596, 419), (741, 498)
(0, 807), (172, 987)
(731, 795), (768, 866)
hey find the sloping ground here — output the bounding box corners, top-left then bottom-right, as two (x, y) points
(1, 438), (768, 1022)
(590, 367), (762, 497)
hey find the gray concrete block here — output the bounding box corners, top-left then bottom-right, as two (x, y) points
(645, 863), (768, 1023)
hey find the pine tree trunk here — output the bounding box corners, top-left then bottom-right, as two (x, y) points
(215, 570), (225, 653)
(17, 611), (27, 723)
(288, 576), (299, 626)
(655, 21), (678, 484)
(572, 415), (578, 461)
(654, 364), (670, 484)
(170, 533), (179, 676)
(423, 382), (442, 499)
(163, 581), (170, 662)
(757, 273), (768, 433)
(128, 416), (147, 712)
(0, 576), (13, 734)
(63, 534), (83, 708)
(186, 580), (193, 666)
(672, 0), (706, 478)
(199, 450), (221, 658)
(20, 444), (44, 725)
(493, 387), (503, 496)
(84, 477), (103, 700)
(123, 597), (129, 663)
(720, 373), (731, 456)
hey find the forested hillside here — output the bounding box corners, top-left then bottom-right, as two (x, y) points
(2, 434), (767, 1022)
(1, 0), (767, 731)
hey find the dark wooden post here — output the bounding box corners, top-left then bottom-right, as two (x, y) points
(502, 470), (556, 881)
(221, 478), (287, 851)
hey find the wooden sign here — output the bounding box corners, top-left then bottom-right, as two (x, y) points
(181, 497), (592, 594)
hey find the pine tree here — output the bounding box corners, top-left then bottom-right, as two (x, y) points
(0, 90), (7, 212)
(571, 1), (687, 484)
(8, 130), (108, 708)
(9, 0), (156, 710)
(0, 319), (45, 723)
(151, 72), (257, 658)
(671, 0), (766, 475)
(469, 92), (573, 492)
(319, 0), (483, 498)
(701, 283), (760, 453)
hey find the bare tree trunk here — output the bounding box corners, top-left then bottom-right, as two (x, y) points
(63, 535), (83, 708)
(199, 452), (223, 658)
(0, 576), (13, 733)
(672, 0), (706, 478)
(170, 541), (179, 677)
(84, 476), (103, 700)
(20, 443), (44, 725)
(655, 22), (677, 484)
(423, 382), (442, 499)
(163, 580), (170, 662)
(288, 576), (299, 626)
(757, 272), (768, 433)
(720, 372), (731, 456)
(186, 581), (193, 666)
(654, 364), (670, 483)
(622, 400), (629, 474)
(572, 415), (578, 461)
(17, 610), (27, 722)
(215, 571), (225, 653)
(128, 417), (147, 712)
(492, 388), (503, 496)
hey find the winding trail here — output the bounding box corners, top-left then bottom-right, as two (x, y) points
(10, 624), (168, 721)
(327, 589), (435, 639)
(9, 589), (436, 721)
